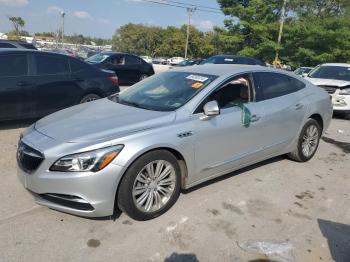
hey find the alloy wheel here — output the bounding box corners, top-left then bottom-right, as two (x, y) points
(132, 160), (176, 213)
(301, 124), (319, 157)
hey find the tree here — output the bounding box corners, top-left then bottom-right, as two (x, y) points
(217, 0), (350, 66)
(8, 16), (25, 36)
(111, 23), (216, 58)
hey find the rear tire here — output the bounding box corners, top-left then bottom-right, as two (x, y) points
(80, 94), (101, 103)
(139, 74), (148, 81)
(288, 118), (321, 162)
(117, 150), (181, 221)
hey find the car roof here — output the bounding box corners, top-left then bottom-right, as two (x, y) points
(0, 48), (75, 58)
(169, 64), (293, 77)
(0, 39), (28, 43)
(321, 63), (350, 67)
(0, 48), (38, 54)
(101, 51), (130, 55)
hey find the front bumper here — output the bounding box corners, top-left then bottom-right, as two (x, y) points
(330, 93), (350, 113)
(17, 163), (124, 217)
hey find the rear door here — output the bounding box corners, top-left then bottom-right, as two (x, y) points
(0, 53), (32, 120)
(31, 53), (81, 116)
(103, 54), (128, 84)
(253, 72), (307, 154)
(125, 54), (142, 83)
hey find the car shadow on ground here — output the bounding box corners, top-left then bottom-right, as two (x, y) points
(318, 219), (350, 262)
(0, 118), (38, 131)
(182, 156), (285, 194)
(163, 253), (199, 262)
(322, 137), (350, 154)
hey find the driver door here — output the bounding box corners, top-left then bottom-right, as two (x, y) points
(190, 74), (266, 184)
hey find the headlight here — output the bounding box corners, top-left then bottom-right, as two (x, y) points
(339, 88), (350, 95)
(50, 145), (124, 172)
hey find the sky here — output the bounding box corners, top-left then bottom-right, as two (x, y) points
(0, 0), (227, 38)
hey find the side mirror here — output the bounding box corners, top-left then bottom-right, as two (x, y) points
(200, 100), (220, 120)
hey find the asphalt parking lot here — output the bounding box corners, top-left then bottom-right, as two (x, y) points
(0, 115), (349, 262)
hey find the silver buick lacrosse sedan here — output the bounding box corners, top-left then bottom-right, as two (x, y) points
(17, 65), (332, 220)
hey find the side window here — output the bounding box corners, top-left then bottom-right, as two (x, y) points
(195, 74), (253, 113)
(0, 43), (16, 48)
(126, 55), (141, 65)
(35, 55), (69, 75)
(0, 54), (27, 77)
(70, 58), (88, 73)
(254, 72), (305, 100)
(110, 55), (125, 66)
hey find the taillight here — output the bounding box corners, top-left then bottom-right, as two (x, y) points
(108, 76), (118, 85)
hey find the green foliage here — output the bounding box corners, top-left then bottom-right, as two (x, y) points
(217, 0), (350, 66)
(112, 23), (217, 58)
(8, 16), (25, 36)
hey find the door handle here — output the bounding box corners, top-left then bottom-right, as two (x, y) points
(16, 81), (32, 87)
(250, 114), (261, 122)
(294, 103), (304, 110)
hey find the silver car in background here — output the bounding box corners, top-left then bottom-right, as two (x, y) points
(17, 65), (332, 220)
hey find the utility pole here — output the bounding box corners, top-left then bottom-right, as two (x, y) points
(60, 11), (66, 47)
(185, 7), (195, 59)
(274, 0), (287, 65)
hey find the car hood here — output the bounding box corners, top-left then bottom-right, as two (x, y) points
(34, 98), (176, 143)
(305, 77), (350, 88)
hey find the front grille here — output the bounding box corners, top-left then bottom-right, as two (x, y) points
(319, 85), (337, 94)
(17, 141), (44, 173)
(40, 194), (94, 211)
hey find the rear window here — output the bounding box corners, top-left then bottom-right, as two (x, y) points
(126, 55), (141, 65)
(35, 54), (69, 75)
(19, 43), (36, 50)
(0, 54), (28, 77)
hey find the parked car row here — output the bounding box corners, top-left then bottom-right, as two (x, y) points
(0, 49), (120, 121)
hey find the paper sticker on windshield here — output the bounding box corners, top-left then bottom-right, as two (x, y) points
(186, 74), (208, 82)
(224, 58), (234, 62)
(191, 82), (203, 89)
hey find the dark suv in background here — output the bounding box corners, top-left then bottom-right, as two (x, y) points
(0, 49), (119, 121)
(0, 40), (37, 50)
(201, 55), (266, 66)
(86, 52), (155, 85)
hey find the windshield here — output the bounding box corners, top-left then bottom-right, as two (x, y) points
(85, 53), (109, 63)
(113, 71), (217, 111)
(308, 65), (350, 81)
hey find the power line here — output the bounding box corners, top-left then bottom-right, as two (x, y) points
(164, 0), (221, 11)
(138, 0), (222, 14)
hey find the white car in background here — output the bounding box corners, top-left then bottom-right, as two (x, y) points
(169, 57), (185, 65)
(305, 63), (350, 115)
(141, 56), (152, 64)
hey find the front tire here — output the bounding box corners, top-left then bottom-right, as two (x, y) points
(117, 150), (181, 221)
(288, 118), (321, 162)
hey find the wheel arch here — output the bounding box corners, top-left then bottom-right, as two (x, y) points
(113, 146), (189, 212)
(308, 113), (324, 133)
